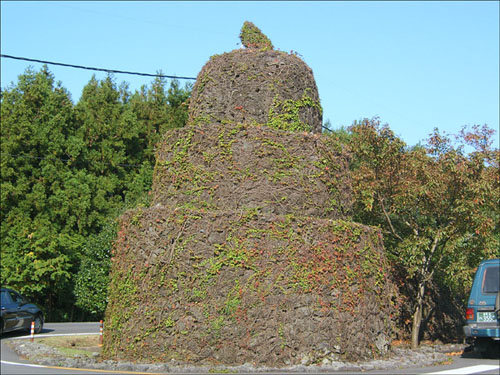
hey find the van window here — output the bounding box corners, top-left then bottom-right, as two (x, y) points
(482, 265), (500, 294)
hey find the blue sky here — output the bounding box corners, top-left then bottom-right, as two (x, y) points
(1, 1), (499, 148)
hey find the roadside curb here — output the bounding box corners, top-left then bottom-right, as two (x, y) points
(3, 334), (464, 374)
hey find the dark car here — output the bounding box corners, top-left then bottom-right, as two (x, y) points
(463, 258), (500, 358)
(1, 287), (44, 335)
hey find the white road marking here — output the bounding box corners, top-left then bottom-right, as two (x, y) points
(1, 360), (165, 374)
(1, 360), (47, 368)
(427, 364), (500, 374)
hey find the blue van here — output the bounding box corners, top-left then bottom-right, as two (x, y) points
(463, 258), (500, 358)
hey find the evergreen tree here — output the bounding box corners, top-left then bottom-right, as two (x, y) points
(1, 66), (80, 319)
(1, 67), (191, 320)
(74, 220), (116, 319)
(129, 77), (191, 157)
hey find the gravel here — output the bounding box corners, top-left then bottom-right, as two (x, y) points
(6, 338), (465, 373)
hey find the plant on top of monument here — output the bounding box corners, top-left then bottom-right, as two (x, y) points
(239, 21), (274, 51)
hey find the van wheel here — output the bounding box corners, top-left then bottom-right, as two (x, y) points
(484, 340), (500, 359)
(475, 338), (489, 357)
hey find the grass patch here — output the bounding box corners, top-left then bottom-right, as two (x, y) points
(37, 335), (101, 357)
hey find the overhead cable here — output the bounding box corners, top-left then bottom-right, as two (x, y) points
(1, 54), (197, 80)
(2, 55), (334, 133)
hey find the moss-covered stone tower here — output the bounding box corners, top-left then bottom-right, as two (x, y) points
(188, 22), (322, 134)
(103, 22), (396, 368)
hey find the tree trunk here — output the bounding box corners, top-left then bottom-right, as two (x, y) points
(411, 233), (440, 349)
(411, 280), (426, 349)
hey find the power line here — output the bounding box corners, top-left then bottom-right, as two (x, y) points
(0, 54), (197, 80)
(2, 54), (334, 132)
(321, 124), (333, 133)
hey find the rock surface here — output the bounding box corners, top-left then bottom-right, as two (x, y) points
(151, 122), (352, 218)
(103, 205), (396, 365)
(188, 49), (323, 133)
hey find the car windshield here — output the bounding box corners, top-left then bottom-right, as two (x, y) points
(1, 290), (12, 306)
(482, 265), (500, 294)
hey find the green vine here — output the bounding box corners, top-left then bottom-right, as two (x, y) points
(197, 73), (215, 95)
(267, 90), (322, 132)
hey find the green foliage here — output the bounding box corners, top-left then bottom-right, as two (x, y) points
(239, 21), (274, 51)
(1, 66), (81, 320)
(267, 91), (322, 132)
(1, 66), (191, 320)
(323, 121), (351, 144)
(130, 77), (191, 156)
(74, 221), (116, 319)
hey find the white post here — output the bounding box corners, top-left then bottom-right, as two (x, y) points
(99, 320), (103, 346)
(30, 321), (35, 342)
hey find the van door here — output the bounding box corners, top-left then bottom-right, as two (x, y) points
(477, 264), (500, 323)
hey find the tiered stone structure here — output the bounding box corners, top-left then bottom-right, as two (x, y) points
(103, 23), (396, 368)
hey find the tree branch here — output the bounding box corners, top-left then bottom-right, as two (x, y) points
(378, 193), (403, 241)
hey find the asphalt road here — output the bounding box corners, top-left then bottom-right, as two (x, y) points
(0, 322), (110, 375)
(1, 323), (499, 374)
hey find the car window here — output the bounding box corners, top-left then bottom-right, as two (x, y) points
(8, 290), (27, 305)
(1, 290), (13, 306)
(482, 265), (500, 294)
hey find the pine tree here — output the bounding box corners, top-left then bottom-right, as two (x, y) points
(1, 66), (79, 319)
